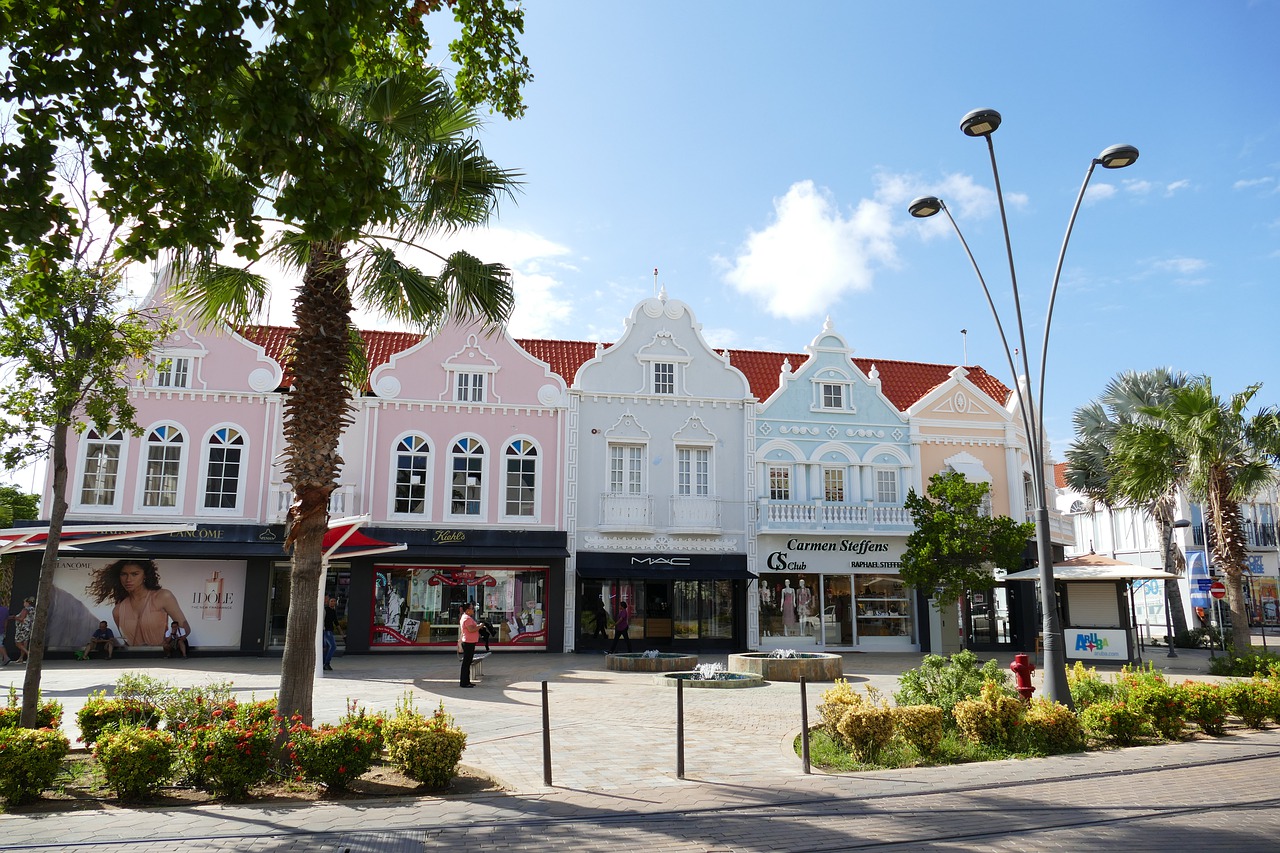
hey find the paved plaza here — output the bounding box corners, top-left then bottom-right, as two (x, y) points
(3, 647), (1279, 851)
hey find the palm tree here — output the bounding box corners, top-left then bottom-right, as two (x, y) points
(1110, 378), (1280, 653)
(1064, 368), (1190, 636)
(176, 70), (519, 725)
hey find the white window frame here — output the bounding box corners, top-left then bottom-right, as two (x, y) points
(154, 356), (191, 389)
(448, 436), (486, 519)
(199, 425), (246, 514)
(391, 433), (432, 517)
(502, 438), (540, 520)
(676, 446), (712, 497)
(609, 443), (646, 495)
(138, 424), (186, 512)
(821, 383), (844, 410)
(768, 465), (791, 501)
(454, 372), (486, 403)
(811, 376), (855, 412)
(823, 467), (846, 503)
(76, 428), (127, 511)
(875, 468), (898, 505)
(652, 362), (676, 395)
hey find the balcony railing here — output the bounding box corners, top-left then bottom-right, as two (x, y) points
(599, 493), (654, 532)
(670, 495), (721, 532)
(1047, 510), (1075, 547)
(756, 499), (913, 533)
(268, 483), (356, 523)
(1194, 522), (1277, 549)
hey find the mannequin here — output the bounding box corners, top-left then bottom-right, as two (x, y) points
(797, 579), (813, 633)
(781, 580), (796, 635)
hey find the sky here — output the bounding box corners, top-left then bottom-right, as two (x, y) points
(119, 1), (1277, 463)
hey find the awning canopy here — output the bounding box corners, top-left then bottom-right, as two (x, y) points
(0, 523), (198, 556)
(323, 516), (407, 561)
(1006, 554), (1177, 582)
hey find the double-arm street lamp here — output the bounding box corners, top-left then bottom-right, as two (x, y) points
(908, 108), (1139, 707)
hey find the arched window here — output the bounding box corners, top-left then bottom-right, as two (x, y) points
(450, 437), (485, 516)
(504, 440), (538, 517)
(142, 425), (185, 508)
(203, 427), (245, 510)
(79, 428), (124, 506)
(394, 434), (431, 515)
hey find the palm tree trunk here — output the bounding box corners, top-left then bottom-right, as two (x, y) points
(276, 240), (355, 728)
(20, 421), (70, 727)
(1205, 478), (1251, 653)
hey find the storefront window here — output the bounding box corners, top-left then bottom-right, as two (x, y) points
(371, 565), (548, 647)
(759, 572), (821, 646)
(855, 573), (913, 639)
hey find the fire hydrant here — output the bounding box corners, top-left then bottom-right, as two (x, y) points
(1010, 653), (1036, 702)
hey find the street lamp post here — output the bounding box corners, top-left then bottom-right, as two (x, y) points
(1164, 519), (1192, 658)
(909, 109), (1139, 708)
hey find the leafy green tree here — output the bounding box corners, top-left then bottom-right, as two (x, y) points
(0, 484), (40, 609)
(175, 69), (518, 727)
(900, 471), (1034, 647)
(0, 257), (170, 727)
(1111, 379), (1280, 653)
(1064, 368), (1191, 636)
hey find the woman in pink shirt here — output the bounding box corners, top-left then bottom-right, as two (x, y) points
(458, 602), (480, 688)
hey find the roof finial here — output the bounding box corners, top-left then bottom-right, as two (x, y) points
(654, 267), (659, 297)
(823, 315), (834, 333)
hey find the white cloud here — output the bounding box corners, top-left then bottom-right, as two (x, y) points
(1084, 183), (1118, 204)
(1233, 177), (1274, 190)
(1123, 179), (1153, 195)
(1153, 257), (1209, 276)
(1164, 179), (1190, 196)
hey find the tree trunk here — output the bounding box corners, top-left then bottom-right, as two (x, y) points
(1205, 479), (1251, 653)
(275, 240), (355, 729)
(21, 422), (70, 727)
(1154, 503), (1189, 638)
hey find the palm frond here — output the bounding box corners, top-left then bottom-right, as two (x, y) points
(170, 251), (270, 329)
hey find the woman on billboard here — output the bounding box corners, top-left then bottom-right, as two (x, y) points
(87, 559), (191, 647)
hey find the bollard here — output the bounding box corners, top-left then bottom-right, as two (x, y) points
(542, 680), (552, 786)
(676, 676), (685, 779)
(800, 676), (811, 774)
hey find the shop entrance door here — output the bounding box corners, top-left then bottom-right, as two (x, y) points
(966, 583), (1018, 649)
(267, 564), (349, 651)
(672, 579), (735, 649)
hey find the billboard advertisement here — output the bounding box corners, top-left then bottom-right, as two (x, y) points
(48, 557), (247, 650)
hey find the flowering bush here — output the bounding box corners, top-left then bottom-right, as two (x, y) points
(161, 680), (235, 731)
(1020, 698), (1085, 755)
(1207, 650), (1280, 677)
(1126, 682), (1187, 741)
(95, 727), (177, 801)
(76, 693), (162, 745)
(185, 718), (276, 799)
(952, 680), (1024, 748)
(1223, 680), (1271, 729)
(288, 721), (379, 790)
(1066, 662), (1120, 710)
(1080, 700), (1147, 745)
(231, 698), (279, 728)
(890, 705), (944, 756)
(340, 699), (387, 753)
(818, 679), (865, 735)
(836, 705), (896, 763)
(0, 686), (63, 730)
(1182, 682), (1229, 736)
(895, 651), (1010, 719)
(384, 699), (468, 787)
(0, 727), (70, 805)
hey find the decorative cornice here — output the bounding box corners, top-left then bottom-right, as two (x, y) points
(580, 534), (740, 553)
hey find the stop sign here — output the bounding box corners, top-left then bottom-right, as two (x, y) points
(1210, 580), (1227, 600)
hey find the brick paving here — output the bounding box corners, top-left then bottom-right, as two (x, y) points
(3, 649), (1278, 851)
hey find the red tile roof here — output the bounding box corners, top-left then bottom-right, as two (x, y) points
(237, 325), (1010, 409)
(1054, 462), (1069, 489)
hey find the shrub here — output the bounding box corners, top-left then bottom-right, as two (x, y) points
(890, 705), (944, 756)
(76, 693), (162, 746)
(161, 680), (236, 731)
(1020, 698), (1085, 755)
(894, 651), (1011, 719)
(817, 679), (865, 736)
(836, 705), (896, 763)
(951, 680), (1024, 749)
(1208, 650), (1280, 677)
(1181, 682), (1229, 736)
(1080, 700), (1147, 745)
(1223, 680), (1271, 729)
(113, 673), (174, 706)
(1126, 682), (1187, 741)
(0, 686), (63, 730)
(1066, 662), (1120, 710)
(1174, 627), (1221, 649)
(341, 699), (388, 753)
(95, 727), (177, 801)
(1117, 660), (1167, 691)
(231, 698), (278, 728)
(288, 721), (379, 790)
(384, 699), (468, 788)
(0, 727), (70, 805)
(186, 718), (276, 799)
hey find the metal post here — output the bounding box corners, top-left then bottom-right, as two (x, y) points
(800, 676), (811, 774)
(541, 680), (552, 786)
(676, 677), (685, 779)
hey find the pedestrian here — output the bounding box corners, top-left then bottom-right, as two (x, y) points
(458, 602), (479, 687)
(322, 596), (338, 671)
(13, 597), (34, 664)
(609, 600), (632, 653)
(591, 595), (609, 641)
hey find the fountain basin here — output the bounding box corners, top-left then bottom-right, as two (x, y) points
(728, 652), (843, 682)
(607, 652), (698, 673)
(654, 671), (765, 689)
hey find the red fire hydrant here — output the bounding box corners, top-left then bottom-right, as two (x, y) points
(1010, 653), (1035, 702)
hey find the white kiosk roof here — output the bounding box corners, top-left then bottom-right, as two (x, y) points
(1006, 553), (1177, 582)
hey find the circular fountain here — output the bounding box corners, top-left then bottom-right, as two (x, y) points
(728, 651), (843, 682)
(606, 652), (698, 672)
(654, 662), (764, 688)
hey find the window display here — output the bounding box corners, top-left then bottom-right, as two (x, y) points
(855, 574), (913, 638)
(372, 565), (548, 647)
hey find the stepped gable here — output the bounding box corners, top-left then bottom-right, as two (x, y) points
(724, 348), (1011, 411)
(516, 339), (608, 386)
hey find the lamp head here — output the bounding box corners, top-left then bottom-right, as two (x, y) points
(1172, 519), (1191, 529)
(960, 108), (1002, 137)
(1097, 144), (1140, 169)
(908, 196), (944, 218)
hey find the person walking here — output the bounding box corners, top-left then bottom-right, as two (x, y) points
(458, 602), (479, 687)
(590, 596), (609, 642)
(322, 596), (338, 672)
(13, 597), (34, 664)
(609, 599), (632, 653)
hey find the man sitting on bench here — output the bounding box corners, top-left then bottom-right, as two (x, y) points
(83, 621), (116, 660)
(163, 619), (190, 659)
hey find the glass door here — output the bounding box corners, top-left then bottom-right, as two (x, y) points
(674, 579), (699, 640)
(822, 574), (854, 646)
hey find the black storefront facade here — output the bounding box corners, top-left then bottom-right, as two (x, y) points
(9, 522), (567, 658)
(573, 552), (753, 652)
